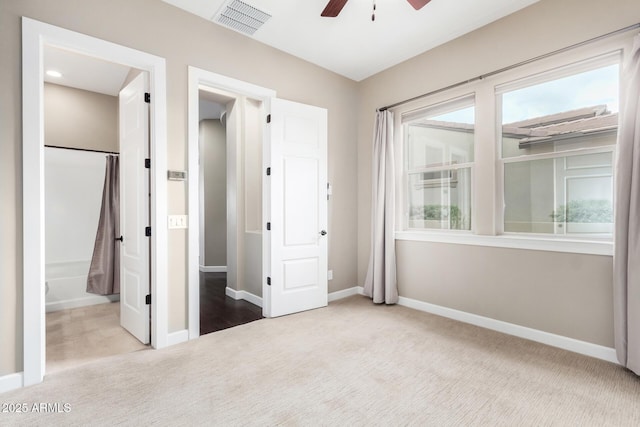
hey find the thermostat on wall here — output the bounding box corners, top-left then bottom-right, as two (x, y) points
(167, 170), (187, 181)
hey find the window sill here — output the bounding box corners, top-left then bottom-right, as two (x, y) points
(395, 231), (613, 256)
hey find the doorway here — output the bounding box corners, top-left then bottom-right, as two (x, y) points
(187, 67), (330, 340)
(42, 48), (152, 372)
(188, 68), (276, 338)
(197, 88), (265, 335)
(22, 18), (168, 387)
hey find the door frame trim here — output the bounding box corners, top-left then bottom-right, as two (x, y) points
(187, 66), (275, 339)
(22, 17), (169, 386)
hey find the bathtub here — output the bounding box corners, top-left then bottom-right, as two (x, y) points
(45, 260), (119, 313)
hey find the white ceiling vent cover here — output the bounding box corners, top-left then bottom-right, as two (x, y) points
(214, 0), (271, 36)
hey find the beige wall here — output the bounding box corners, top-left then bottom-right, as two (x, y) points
(242, 98), (263, 298)
(44, 83), (118, 152)
(0, 0), (358, 376)
(396, 241), (614, 346)
(200, 119), (227, 267)
(244, 98), (262, 233)
(357, 0), (640, 347)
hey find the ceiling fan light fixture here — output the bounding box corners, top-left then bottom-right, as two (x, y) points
(322, 0), (431, 19)
(407, 0), (432, 10)
(321, 0), (349, 17)
(214, 0), (271, 36)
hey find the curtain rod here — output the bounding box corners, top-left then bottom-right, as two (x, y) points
(378, 22), (640, 112)
(45, 144), (119, 155)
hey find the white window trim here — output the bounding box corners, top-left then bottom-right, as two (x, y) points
(494, 51), (621, 95)
(400, 93), (476, 233)
(392, 31), (634, 256)
(396, 231), (613, 256)
(500, 145), (615, 164)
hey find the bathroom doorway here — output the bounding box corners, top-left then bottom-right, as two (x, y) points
(42, 47), (150, 373)
(23, 17), (168, 387)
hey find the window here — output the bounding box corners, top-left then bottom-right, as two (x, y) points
(403, 96), (474, 231)
(498, 55), (619, 237)
(395, 37), (628, 254)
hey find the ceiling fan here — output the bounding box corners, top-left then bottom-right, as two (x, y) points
(321, 0), (432, 18)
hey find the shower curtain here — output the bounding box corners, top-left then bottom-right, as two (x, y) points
(87, 155), (120, 295)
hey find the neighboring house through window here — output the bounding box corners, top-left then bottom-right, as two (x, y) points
(499, 54), (618, 237)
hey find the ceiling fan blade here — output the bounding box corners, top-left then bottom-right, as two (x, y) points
(406, 0), (431, 10)
(321, 0), (349, 17)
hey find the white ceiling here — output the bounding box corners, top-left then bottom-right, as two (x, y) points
(44, 46), (132, 96)
(162, 0), (539, 81)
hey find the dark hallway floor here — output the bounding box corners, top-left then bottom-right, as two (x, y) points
(199, 272), (264, 335)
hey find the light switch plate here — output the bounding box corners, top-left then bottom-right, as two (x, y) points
(168, 215), (188, 229)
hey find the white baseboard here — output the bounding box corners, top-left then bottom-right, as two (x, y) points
(225, 287), (263, 308)
(0, 372), (24, 394)
(355, 286), (616, 363)
(226, 285), (363, 309)
(330, 286), (615, 364)
(200, 265), (227, 273)
(46, 295), (119, 313)
(328, 286), (361, 302)
(395, 295), (618, 364)
(166, 329), (189, 346)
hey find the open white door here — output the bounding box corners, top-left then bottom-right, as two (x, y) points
(266, 98), (328, 317)
(119, 72), (151, 343)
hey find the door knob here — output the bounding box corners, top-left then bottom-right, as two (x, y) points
(319, 230), (327, 236)
(115, 236), (123, 242)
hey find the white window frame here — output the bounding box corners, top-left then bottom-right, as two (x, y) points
(497, 52), (620, 240)
(394, 31), (635, 256)
(402, 94), (475, 233)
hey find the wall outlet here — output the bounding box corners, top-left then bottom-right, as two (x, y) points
(328, 270), (333, 280)
(168, 214), (188, 229)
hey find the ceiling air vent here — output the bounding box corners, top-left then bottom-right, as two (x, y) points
(214, 0), (272, 36)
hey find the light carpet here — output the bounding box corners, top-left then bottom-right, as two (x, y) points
(2, 296), (640, 426)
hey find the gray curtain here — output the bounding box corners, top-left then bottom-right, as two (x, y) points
(87, 155), (120, 295)
(614, 34), (640, 374)
(364, 110), (398, 304)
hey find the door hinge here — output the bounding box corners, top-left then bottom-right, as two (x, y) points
(267, 277), (271, 286)
(145, 158), (151, 169)
(266, 167), (271, 176)
(145, 294), (151, 305)
(266, 114), (271, 123)
(266, 222), (271, 231)
(145, 226), (151, 237)
(145, 92), (151, 103)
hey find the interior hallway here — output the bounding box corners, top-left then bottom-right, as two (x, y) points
(200, 272), (263, 335)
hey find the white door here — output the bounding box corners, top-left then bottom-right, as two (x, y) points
(265, 98), (328, 317)
(119, 73), (150, 343)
